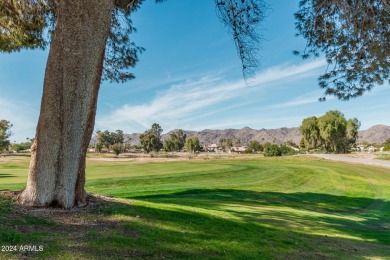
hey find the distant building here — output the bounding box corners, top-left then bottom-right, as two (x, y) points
(288, 146), (300, 152)
(231, 146), (247, 154)
(207, 144), (218, 152)
(367, 146), (376, 153)
(356, 145), (367, 152)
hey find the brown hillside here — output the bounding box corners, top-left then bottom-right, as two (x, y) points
(357, 125), (390, 145)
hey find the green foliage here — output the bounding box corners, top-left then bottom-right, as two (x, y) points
(279, 145), (298, 156)
(3, 0), (387, 96)
(140, 123), (163, 154)
(286, 139), (298, 148)
(295, 0), (389, 100)
(164, 129), (186, 152)
(263, 144), (298, 157)
(248, 140), (263, 152)
(317, 111), (347, 152)
(140, 132), (154, 154)
(216, 0), (268, 80)
(383, 145), (390, 152)
(110, 143), (124, 156)
(95, 142), (103, 153)
(10, 140), (33, 152)
(299, 116), (321, 149)
(96, 129), (124, 152)
(218, 138), (233, 152)
(0, 0), (55, 52)
(102, 1), (145, 83)
(318, 111), (360, 153)
(0, 120), (12, 152)
(244, 147), (253, 154)
(383, 139), (390, 147)
(300, 111), (360, 153)
(185, 136), (200, 153)
(0, 0), (145, 83)
(346, 118), (361, 145)
(163, 138), (175, 152)
(264, 144), (282, 157)
(299, 137), (306, 149)
(112, 130), (124, 144)
(0, 0), (269, 84)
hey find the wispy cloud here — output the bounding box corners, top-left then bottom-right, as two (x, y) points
(264, 90), (327, 110)
(248, 59), (326, 86)
(97, 59), (327, 132)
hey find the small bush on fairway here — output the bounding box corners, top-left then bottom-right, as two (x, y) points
(264, 144), (282, 157)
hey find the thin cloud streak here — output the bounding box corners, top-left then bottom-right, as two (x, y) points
(264, 90), (326, 110)
(97, 59), (327, 132)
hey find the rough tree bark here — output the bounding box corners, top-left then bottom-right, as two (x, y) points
(18, 0), (114, 209)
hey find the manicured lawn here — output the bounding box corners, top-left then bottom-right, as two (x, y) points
(376, 154), (390, 161)
(1, 155), (390, 259)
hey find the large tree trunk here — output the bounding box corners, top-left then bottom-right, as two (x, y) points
(18, 0), (114, 209)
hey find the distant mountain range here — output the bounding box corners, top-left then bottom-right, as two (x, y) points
(116, 124), (390, 146)
(357, 125), (390, 145)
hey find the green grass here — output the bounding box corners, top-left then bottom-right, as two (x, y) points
(1, 155), (390, 259)
(376, 154), (390, 161)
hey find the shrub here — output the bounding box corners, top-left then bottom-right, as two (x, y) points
(279, 145), (298, 155)
(264, 144), (282, 157)
(248, 141), (263, 152)
(110, 143), (123, 156)
(245, 147), (253, 154)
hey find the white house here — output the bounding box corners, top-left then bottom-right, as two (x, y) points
(207, 144), (218, 152)
(231, 146), (248, 154)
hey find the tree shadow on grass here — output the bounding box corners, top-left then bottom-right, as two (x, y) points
(71, 197), (390, 259)
(0, 173), (15, 178)
(1, 190), (390, 259)
(131, 189), (390, 245)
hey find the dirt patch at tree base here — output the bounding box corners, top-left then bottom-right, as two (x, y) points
(0, 191), (139, 242)
(0, 190), (117, 213)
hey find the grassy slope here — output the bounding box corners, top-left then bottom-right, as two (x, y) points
(376, 154), (390, 161)
(1, 155), (390, 259)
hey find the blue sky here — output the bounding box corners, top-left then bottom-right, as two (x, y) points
(1, 0), (389, 143)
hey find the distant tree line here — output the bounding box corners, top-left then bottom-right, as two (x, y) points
(139, 124), (201, 154)
(10, 138), (34, 152)
(5, 112), (385, 156)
